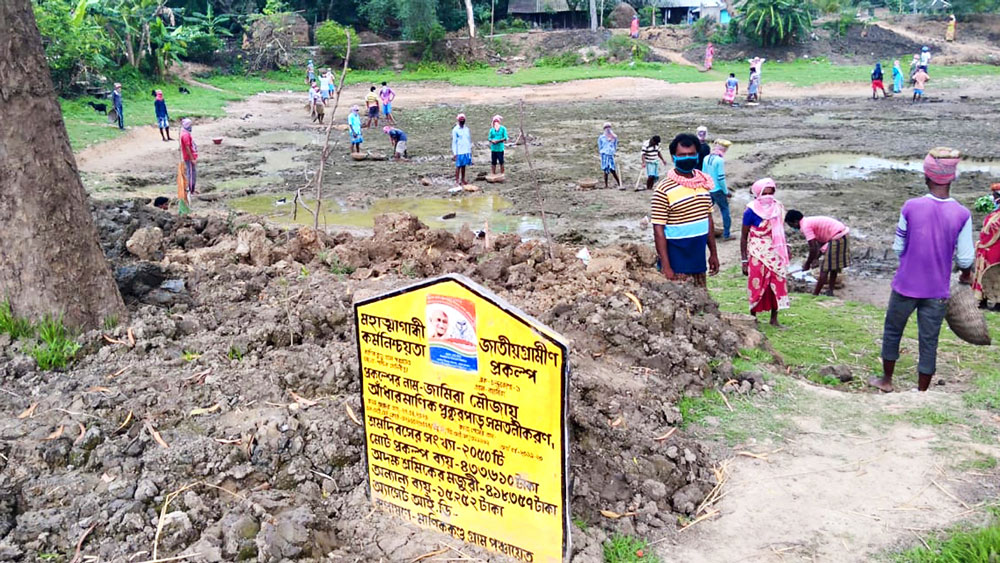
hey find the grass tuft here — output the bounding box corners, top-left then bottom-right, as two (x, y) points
(30, 315), (81, 370)
(892, 517), (1000, 562)
(0, 300), (36, 340)
(329, 257), (356, 276)
(604, 533), (660, 563)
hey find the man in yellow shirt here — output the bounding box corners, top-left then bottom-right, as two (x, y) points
(365, 85), (380, 128)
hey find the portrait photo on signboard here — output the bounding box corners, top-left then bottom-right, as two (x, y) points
(426, 294), (478, 372)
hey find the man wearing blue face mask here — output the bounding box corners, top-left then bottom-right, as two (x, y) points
(650, 133), (720, 287)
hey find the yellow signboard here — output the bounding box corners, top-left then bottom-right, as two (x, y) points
(354, 274), (570, 562)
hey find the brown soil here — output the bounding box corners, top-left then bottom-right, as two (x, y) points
(0, 205), (760, 561)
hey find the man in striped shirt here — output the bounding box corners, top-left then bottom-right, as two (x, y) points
(640, 135), (667, 191)
(651, 133), (720, 287)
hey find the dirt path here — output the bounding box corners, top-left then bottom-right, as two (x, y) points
(657, 381), (1000, 562)
(872, 20), (1000, 64)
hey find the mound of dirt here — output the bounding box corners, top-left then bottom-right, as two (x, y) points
(609, 3), (638, 29)
(0, 202), (761, 561)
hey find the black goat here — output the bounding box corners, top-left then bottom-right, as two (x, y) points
(87, 101), (108, 114)
(178, 86), (191, 94)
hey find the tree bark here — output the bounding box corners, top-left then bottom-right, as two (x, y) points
(589, 0), (598, 30)
(0, 0), (127, 329)
(464, 0), (476, 38)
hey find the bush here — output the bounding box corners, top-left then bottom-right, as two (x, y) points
(692, 17), (715, 41)
(409, 21), (446, 61)
(315, 20), (360, 59)
(184, 33), (222, 63)
(497, 17), (529, 31)
(535, 52), (583, 67)
(813, 0), (843, 14)
(822, 9), (858, 36)
(709, 24), (739, 44)
(604, 35), (650, 62)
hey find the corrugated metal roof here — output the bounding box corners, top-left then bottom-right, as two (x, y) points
(509, 0), (575, 13)
(653, 0), (704, 8)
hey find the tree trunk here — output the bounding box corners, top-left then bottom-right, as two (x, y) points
(464, 0), (476, 38)
(0, 0), (127, 330)
(589, 0), (598, 30)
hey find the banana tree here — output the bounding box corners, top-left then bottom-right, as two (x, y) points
(186, 4), (234, 38)
(148, 18), (189, 76)
(734, 0), (814, 46)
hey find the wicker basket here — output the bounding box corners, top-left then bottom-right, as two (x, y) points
(350, 153), (367, 161)
(945, 283), (991, 345)
(981, 265), (1000, 301)
(485, 173), (505, 184)
(578, 178), (598, 190)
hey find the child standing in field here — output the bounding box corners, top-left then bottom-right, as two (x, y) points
(379, 82), (396, 125)
(913, 67), (930, 103)
(871, 62), (888, 99)
(154, 90), (171, 141)
(365, 86), (380, 128)
(722, 73), (739, 105)
(488, 115), (507, 175)
(598, 122), (621, 189)
(326, 69), (336, 99)
(452, 113), (472, 186)
(306, 60), (316, 85)
(640, 135), (666, 191)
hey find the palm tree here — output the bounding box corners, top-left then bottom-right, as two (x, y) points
(734, 0), (814, 46)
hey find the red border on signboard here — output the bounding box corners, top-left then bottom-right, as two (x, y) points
(354, 273), (571, 562)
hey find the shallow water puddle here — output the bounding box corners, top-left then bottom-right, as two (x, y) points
(247, 149), (305, 174)
(252, 130), (323, 146)
(229, 192), (544, 233)
(773, 152), (1000, 179)
(213, 175), (286, 191)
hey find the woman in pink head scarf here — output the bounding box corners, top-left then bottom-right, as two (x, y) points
(740, 178), (790, 326)
(704, 42), (715, 70)
(630, 14), (639, 38)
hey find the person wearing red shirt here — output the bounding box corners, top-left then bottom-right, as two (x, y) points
(180, 118), (198, 195)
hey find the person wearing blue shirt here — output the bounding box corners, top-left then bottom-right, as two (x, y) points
(348, 106), (363, 155)
(111, 83), (124, 130)
(452, 113), (472, 186)
(598, 122), (621, 189)
(703, 139), (733, 239)
(384, 126), (408, 160)
(153, 90), (171, 141)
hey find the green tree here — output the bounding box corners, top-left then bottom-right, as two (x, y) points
(359, 0), (399, 35)
(32, 0), (112, 90)
(733, 0), (814, 46)
(400, 0), (444, 59)
(315, 20), (359, 58)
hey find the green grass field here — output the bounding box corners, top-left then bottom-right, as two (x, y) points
(708, 267), (1000, 399)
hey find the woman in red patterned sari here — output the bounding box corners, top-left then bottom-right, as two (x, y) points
(740, 178), (790, 326)
(973, 183), (1000, 310)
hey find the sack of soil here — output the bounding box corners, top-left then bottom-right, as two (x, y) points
(945, 283), (991, 345)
